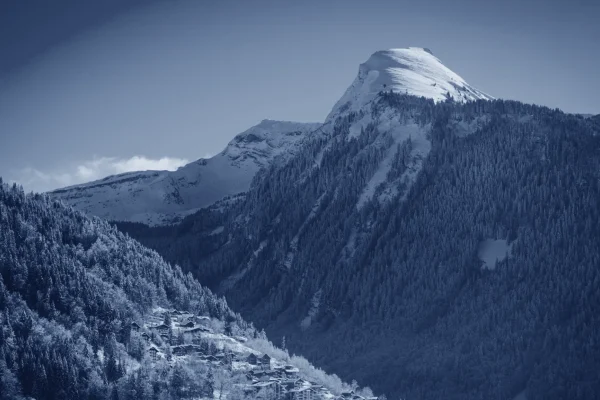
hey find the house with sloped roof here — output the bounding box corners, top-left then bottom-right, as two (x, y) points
(251, 380), (286, 398)
(151, 323), (170, 333)
(260, 354), (272, 369)
(284, 365), (300, 378)
(247, 353), (259, 365)
(148, 346), (159, 361)
(179, 320), (195, 328)
(287, 386), (314, 400)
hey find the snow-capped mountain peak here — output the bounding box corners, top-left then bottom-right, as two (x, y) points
(50, 120), (321, 226)
(222, 119), (322, 167)
(51, 47), (493, 226)
(327, 47), (493, 121)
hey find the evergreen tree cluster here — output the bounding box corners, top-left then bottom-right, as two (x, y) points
(0, 182), (255, 399)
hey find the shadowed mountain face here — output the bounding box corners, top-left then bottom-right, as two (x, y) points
(55, 48), (600, 399)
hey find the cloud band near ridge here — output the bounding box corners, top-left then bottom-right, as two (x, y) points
(9, 156), (189, 193)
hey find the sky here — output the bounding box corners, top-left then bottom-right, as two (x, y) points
(1, 0), (599, 192)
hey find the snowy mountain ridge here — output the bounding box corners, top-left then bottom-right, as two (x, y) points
(327, 47), (493, 122)
(50, 120), (321, 225)
(52, 47), (492, 226)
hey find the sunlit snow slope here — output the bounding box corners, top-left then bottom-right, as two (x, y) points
(328, 47), (493, 121)
(50, 120), (321, 225)
(52, 47), (491, 227)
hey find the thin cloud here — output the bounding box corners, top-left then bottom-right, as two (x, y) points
(10, 156), (189, 193)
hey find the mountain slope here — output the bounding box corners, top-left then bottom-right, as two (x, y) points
(120, 95), (600, 400)
(327, 47), (493, 121)
(45, 47), (600, 399)
(0, 181), (373, 399)
(50, 120), (322, 226)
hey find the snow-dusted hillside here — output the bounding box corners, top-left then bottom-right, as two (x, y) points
(0, 182), (378, 399)
(50, 120), (321, 225)
(140, 307), (375, 399)
(327, 47), (493, 121)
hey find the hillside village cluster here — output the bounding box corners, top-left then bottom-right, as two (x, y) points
(139, 309), (379, 400)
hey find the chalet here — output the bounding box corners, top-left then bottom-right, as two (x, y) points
(260, 354), (272, 368)
(179, 321), (195, 328)
(152, 324), (170, 334)
(287, 386), (313, 400)
(141, 332), (151, 342)
(186, 326), (212, 334)
(172, 345), (195, 356)
(246, 353), (259, 365)
(270, 367), (286, 379)
(178, 344), (205, 355)
(281, 379), (301, 391)
(253, 371), (267, 379)
(131, 322), (141, 332)
(252, 380), (285, 398)
(148, 346), (159, 361)
(294, 379), (311, 388)
(264, 369), (280, 377)
(314, 387), (331, 399)
(284, 365), (300, 378)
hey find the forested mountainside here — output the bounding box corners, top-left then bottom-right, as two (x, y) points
(118, 93), (600, 400)
(0, 182), (370, 399)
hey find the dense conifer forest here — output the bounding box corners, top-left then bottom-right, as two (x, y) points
(118, 94), (600, 400)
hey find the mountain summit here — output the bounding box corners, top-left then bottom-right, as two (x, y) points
(51, 47), (491, 226)
(50, 119), (321, 225)
(328, 47), (493, 120)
